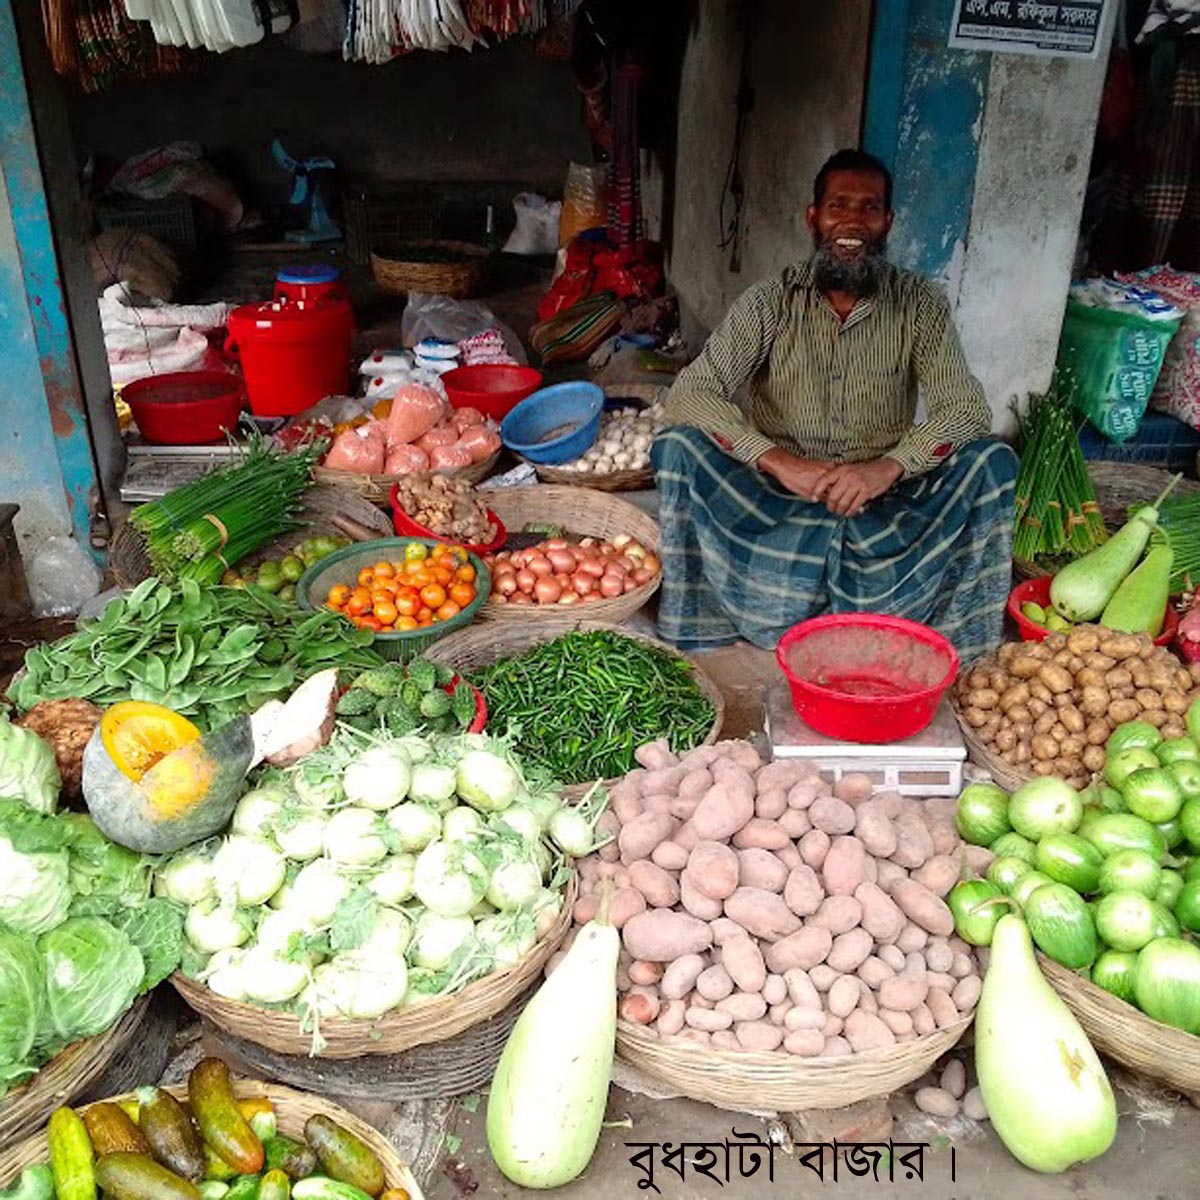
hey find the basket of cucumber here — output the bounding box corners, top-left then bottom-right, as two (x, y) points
(0, 1056), (422, 1200)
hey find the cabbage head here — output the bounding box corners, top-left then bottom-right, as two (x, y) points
(0, 716), (60, 815)
(0, 835), (70, 936)
(0, 925), (44, 1094)
(38, 917), (143, 1043)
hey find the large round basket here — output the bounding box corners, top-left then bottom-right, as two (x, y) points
(531, 384), (668, 492)
(110, 484), (393, 589)
(199, 981), (538, 1102)
(313, 449), (501, 507)
(168, 878), (573, 1059)
(424, 620), (726, 799)
(616, 1017), (971, 1113)
(370, 239), (488, 299)
(475, 484), (662, 628)
(0, 1079), (422, 1199)
(0, 996), (156, 1152)
(1039, 955), (1200, 1095)
(952, 707), (1035, 791)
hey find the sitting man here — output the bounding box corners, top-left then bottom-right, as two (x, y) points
(653, 148), (1017, 662)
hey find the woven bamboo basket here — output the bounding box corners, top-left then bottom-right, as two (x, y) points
(475, 485), (661, 628)
(531, 384), (668, 492)
(370, 240), (488, 298)
(111, 484), (393, 589)
(169, 878), (573, 1059)
(313, 449), (501, 507)
(952, 705), (1034, 790)
(616, 1017), (971, 1113)
(424, 620), (726, 799)
(0, 1079), (422, 1198)
(1039, 955), (1200, 1094)
(0, 997), (152, 1153)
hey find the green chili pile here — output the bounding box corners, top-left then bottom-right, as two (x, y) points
(6, 578), (383, 730)
(475, 630), (717, 784)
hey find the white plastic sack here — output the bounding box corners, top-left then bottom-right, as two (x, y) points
(503, 193), (562, 256)
(29, 537), (102, 618)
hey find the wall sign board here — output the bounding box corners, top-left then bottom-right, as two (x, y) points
(949, 0), (1110, 59)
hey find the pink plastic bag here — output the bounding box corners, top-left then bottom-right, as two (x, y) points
(451, 406), (486, 433)
(323, 423), (386, 473)
(416, 423), (459, 454)
(385, 444), (430, 475)
(385, 384), (446, 446)
(430, 444), (473, 472)
(454, 425), (501, 463)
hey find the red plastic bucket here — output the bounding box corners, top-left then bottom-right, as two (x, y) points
(441, 364), (544, 422)
(775, 613), (959, 744)
(226, 300), (352, 418)
(123, 370), (246, 444)
(273, 265), (350, 307)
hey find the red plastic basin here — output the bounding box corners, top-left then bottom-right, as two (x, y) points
(123, 370), (246, 444)
(775, 614), (959, 744)
(389, 482), (507, 554)
(441, 364), (544, 423)
(1007, 576), (1179, 647)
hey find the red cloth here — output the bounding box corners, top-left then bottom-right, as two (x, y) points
(537, 235), (663, 321)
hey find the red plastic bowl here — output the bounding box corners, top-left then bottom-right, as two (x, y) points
(123, 370), (246, 444)
(441, 364), (544, 423)
(388, 483), (507, 554)
(1008, 576), (1179, 647)
(775, 614), (959, 744)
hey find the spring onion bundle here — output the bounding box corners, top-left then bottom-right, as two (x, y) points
(129, 436), (324, 583)
(1013, 381), (1108, 563)
(1130, 493), (1200, 593)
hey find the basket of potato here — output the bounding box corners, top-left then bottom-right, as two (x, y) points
(952, 626), (1200, 789)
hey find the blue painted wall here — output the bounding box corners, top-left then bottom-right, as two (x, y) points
(864, 0), (989, 283)
(0, 0), (98, 560)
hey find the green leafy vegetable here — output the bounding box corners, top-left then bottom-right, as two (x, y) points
(329, 887), (381, 954)
(111, 900), (185, 992)
(0, 926), (45, 1097)
(0, 715), (60, 814)
(62, 814), (152, 917)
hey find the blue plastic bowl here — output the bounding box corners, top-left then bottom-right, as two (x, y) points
(500, 381), (605, 465)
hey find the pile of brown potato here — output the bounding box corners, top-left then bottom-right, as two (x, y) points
(953, 625), (1200, 787)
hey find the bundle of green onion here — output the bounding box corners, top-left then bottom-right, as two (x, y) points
(128, 435), (325, 583)
(1131, 493), (1200, 594)
(1012, 379), (1108, 564)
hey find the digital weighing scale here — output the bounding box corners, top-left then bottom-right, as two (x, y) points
(764, 681), (966, 797)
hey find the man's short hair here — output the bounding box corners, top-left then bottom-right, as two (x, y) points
(813, 149), (893, 211)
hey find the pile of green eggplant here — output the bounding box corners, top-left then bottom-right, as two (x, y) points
(952, 695), (1200, 1036)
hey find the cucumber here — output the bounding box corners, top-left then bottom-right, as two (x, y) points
(95, 1153), (201, 1200)
(83, 1102), (151, 1157)
(224, 1178), (261, 1200)
(200, 1185), (230, 1200)
(48, 1107), (96, 1200)
(0, 1165), (54, 1200)
(259, 1170), (292, 1200)
(205, 1146), (239, 1182)
(292, 1180), (374, 1200)
(137, 1087), (206, 1181)
(303, 1117), (385, 1198)
(263, 1136), (317, 1181)
(189, 1060), (264, 1175)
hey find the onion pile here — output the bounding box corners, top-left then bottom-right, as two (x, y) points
(483, 536), (661, 607)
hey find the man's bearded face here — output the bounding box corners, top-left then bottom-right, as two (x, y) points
(807, 169), (892, 298)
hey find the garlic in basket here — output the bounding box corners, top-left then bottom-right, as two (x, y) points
(562, 400), (667, 475)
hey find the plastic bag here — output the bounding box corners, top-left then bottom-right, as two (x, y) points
(401, 293), (527, 365)
(323, 423), (386, 472)
(430, 444), (472, 471)
(503, 193), (562, 256)
(29, 537), (102, 618)
(451, 407), (486, 433)
(416, 423), (458, 454)
(455, 425), (501, 463)
(385, 384), (447, 446)
(559, 163), (607, 248)
(384, 444), (429, 474)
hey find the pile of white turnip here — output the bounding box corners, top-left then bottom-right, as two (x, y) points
(552, 738), (982, 1058)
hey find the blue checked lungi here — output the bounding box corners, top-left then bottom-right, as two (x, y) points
(650, 427), (1018, 663)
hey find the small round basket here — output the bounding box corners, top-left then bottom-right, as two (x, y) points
(0, 1079), (423, 1198)
(951, 702), (1035, 791)
(424, 619), (725, 799)
(168, 878), (573, 1059)
(531, 384), (667, 492)
(1039, 955), (1200, 1095)
(615, 1017), (971, 1113)
(296, 536), (492, 663)
(313, 449), (501, 507)
(370, 239), (488, 298)
(474, 485), (661, 628)
(0, 997), (154, 1153)
(110, 483), (393, 589)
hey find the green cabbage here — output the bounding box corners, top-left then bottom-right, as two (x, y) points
(110, 901), (184, 993)
(0, 716), (60, 815)
(38, 917), (144, 1043)
(0, 926), (44, 1096)
(61, 814), (152, 917)
(0, 836), (70, 936)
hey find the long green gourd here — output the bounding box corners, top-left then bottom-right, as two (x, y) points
(1100, 542), (1174, 637)
(1051, 474), (1181, 622)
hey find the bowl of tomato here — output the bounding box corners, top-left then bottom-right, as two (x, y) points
(296, 537), (491, 661)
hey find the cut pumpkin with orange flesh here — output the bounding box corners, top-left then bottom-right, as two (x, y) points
(101, 702), (202, 782)
(83, 704), (253, 853)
